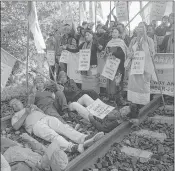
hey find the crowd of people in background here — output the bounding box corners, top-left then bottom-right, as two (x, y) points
(1, 11), (174, 171)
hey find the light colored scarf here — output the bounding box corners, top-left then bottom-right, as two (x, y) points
(106, 38), (128, 59)
(129, 36), (157, 81)
(82, 40), (93, 50)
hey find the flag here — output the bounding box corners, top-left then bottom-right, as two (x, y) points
(28, 2), (46, 53)
(1, 48), (17, 91)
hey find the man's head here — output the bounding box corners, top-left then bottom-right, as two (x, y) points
(64, 24), (71, 35)
(162, 16), (169, 25)
(34, 75), (45, 91)
(117, 23), (125, 34)
(111, 27), (119, 39)
(10, 99), (24, 112)
(169, 13), (174, 25)
(57, 71), (68, 84)
(120, 103), (138, 118)
(151, 20), (157, 28)
(147, 25), (155, 37)
(82, 21), (88, 29)
(96, 24), (105, 34)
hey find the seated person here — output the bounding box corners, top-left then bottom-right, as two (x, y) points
(28, 75), (70, 122)
(68, 94), (138, 133)
(10, 98), (104, 154)
(1, 137), (68, 171)
(57, 71), (100, 103)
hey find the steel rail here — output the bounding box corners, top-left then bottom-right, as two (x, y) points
(65, 96), (161, 171)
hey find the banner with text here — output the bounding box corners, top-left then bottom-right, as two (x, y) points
(1, 48), (17, 91)
(78, 49), (91, 71)
(115, 1), (128, 22)
(86, 98), (115, 119)
(123, 53), (174, 97)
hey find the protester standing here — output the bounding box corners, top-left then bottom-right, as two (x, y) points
(126, 22), (156, 108)
(155, 16), (169, 36)
(105, 28), (128, 105)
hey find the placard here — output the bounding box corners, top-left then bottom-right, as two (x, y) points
(86, 99), (115, 119)
(130, 51), (145, 75)
(46, 50), (55, 66)
(59, 50), (69, 63)
(150, 2), (167, 21)
(115, 1), (128, 22)
(101, 56), (120, 81)
(78, 49), (91, 71)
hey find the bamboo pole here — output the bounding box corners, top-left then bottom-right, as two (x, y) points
(125, 2), (150, 28)
(110, 1), (112, 23)
(127, 1), (130, 36)
(95, 1), (97, 30)
(26, 17), (30, 97)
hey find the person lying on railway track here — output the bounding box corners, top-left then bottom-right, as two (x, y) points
(68, 94), (138, 133)
(9, 98), (104, 154)
(28, 75), (71, 123)
(1, 137), (69, 171)
(57, 71), (100, 103)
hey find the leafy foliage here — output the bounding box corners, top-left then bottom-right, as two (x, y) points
(1, 1), (79, 86)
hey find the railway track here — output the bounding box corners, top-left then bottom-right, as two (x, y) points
(65, 96), (167, 171)
(1, 95), (174, 171)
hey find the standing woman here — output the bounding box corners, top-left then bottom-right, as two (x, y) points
(126, 22), (156, 111)
(64, 28), (102, 73)
(105, 27), (128, 105)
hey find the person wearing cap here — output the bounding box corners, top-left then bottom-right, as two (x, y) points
(28, 75), (68, 122)
(57, 71), (100, 103)
(9, 98), (104, 154)
(155, 16), (169, 36)
(63, 28), (102, 69)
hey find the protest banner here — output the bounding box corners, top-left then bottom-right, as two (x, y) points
(67, 53), (82, 83)
(102, 56), (120, 81)
(150, 53), (174, 96)
(59, 50), (69, 63)
(46, 50), (55, 65)
(130, 51), (145, 75)
(123, 53), (174, 97)
(150, 2), (167, 21)
(115, 1), (128, 22)
(86, 99), (115, 119)
(78, 49), (91, 71)
(1, 48), (17, 91)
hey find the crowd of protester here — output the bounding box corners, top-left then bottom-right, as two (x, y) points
(1, 12), (174, 171)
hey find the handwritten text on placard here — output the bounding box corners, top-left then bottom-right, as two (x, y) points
(47, 50), (55, 65)
(78, 49), (91, 71)
(60, 50), (69, 63)
(130, 51), (145, 75)
(102, 56), (120, 81)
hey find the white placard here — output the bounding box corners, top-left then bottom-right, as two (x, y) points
(130, 51), (145, 75)
(78, 49), (91, 71)
(59, 50), (69, 63)
(86, 99), (115, 119)
(47, 50), (55, 65)
(101, 56), (120, 81)
(115, 1), (128, 22)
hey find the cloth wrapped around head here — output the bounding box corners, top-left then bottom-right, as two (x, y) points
(34, 75), (44, 84)
(9, 98), (19, 107)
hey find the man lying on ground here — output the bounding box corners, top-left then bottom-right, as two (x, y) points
(68, 94), (138, 133)
(1, 137), (68, 171)
(57, 71), (100, 103)
(9, 98), (104, 154)
(28, 75), (71, 122)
